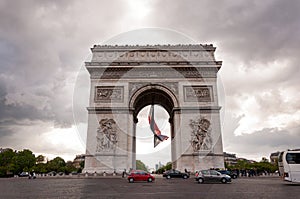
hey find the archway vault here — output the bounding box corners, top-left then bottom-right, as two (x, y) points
(129, 84), (179, 122)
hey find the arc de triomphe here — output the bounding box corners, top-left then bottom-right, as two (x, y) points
(83, 44), (224, 173)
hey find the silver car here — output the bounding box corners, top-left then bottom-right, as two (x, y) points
(195, 170), (231, 184)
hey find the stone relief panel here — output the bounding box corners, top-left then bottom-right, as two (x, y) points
(184, 86), (213, 102)
(129, 82), (178, 97)
(190, 117), (212, 152)
(94, 86), (124, 102)
(129, 82), (148, 96)
(96, 118), (118, 152)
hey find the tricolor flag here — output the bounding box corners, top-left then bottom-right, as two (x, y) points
(148, 105), (169, 147)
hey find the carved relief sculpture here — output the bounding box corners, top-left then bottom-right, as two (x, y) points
(190, 117), (212, 152)
(96, 119), (118, 152)
(94, 86), (123, 102)
(184, 86), (213, 102)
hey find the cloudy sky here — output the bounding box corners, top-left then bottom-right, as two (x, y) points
(1, 0), (299, 168)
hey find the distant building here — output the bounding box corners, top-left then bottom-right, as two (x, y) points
(223, 152), (237, 166)
(237, 158), (257, 164)
(155, 161), (164, 171)
(270, 151), (280, 164)
(73, 154), (85, 169)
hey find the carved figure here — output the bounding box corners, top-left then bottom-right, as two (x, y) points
(96, 118), (118, 152)
(190, 117), (212, 152)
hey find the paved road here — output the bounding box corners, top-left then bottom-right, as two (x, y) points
(0, 176), (299, 198)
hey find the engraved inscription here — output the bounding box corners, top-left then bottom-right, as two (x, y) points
(94, 86), (123, 102)
(184, 86), (213, 102)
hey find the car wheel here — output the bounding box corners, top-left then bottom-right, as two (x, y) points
(147, 178), (153, 182)
(221, 178), (227, 184)
(129, 178), (134, 183)
(198, 178), (204, 184)
(232, 175), (237, 179)
(166, 175), (171, 179)
(183, 175), (188, 179)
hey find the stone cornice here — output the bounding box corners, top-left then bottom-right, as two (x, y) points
(91, 44), (216, 51)
(86, 66), (220, 79)
(89, 44), (220, 63)
(172, 106), (222, 114)
(85, 61), (222, 67)
(87, 107), (134, 114)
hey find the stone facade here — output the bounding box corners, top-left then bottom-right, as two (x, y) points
(83, 44), (224, 173)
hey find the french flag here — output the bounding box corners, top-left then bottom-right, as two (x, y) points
(148, 105), (169, 147)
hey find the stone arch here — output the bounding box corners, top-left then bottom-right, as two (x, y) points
(129, 84), (179, 121)
(83, 44), (224, 174)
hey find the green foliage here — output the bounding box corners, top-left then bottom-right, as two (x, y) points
(136, 160), (148, 171)
(65, 161), (77, 174)
(0, 148), (36, 176)
(0, 148), (81, 177)
(226, 159), (278, 173)
(47, 157), (66, 172)
(156, 162), (172, 174)
(36, 155), (46, 164)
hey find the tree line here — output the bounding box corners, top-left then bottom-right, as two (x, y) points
(0, 148), (82, 177)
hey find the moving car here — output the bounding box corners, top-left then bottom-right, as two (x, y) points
(196, 170), (231, 184)
(127, 170), (155, 183)
(18, 172), (29, 177)
(218, 170), (238, 179)
(163, 169), (189, 179)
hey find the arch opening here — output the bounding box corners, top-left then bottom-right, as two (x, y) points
(130, 85), (178, 123)
(135, 105), (171, 171)
(130, 85), (177, 171)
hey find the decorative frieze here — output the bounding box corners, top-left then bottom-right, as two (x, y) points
(184, 86), (213, 102)
(129, 82), (178, 96)
(89, 67), (218, 79)
(90, 44), (218, 63)
(94, 86), (124, 102)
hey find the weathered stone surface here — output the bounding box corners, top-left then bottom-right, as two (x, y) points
(83, 44), (224, 173)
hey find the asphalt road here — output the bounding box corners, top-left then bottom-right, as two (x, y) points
(0, 176), (299, 199)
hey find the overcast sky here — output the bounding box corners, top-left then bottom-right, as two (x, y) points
(0, 0), (299, 168)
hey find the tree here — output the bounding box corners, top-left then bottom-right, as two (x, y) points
(47, 157), (66, 172)
(65, 161), (77, 174)
(136, 160), (148, 171)
(0, 148), (16, 177)
(156, 162), (172, 174)
(36, 155), (46, 164)
(12, 149), (36, 174)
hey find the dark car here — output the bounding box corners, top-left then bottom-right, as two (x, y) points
(163, 169), (189, 179)
(127, 170), (155, 183)
(195, 170), (231, 184)
(218, 170), (238, 179)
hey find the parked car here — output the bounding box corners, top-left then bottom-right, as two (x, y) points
(163, 169), (189, 179)
(218, 170), (238, 179)
(127, 170), (155, 183)
(195, 170), (231, 184)
(18, 172), (29, 177)
(47, 171), (56, 176)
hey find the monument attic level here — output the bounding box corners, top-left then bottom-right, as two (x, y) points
(83, 44), (224, 173)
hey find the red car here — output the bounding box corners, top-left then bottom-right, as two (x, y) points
(127, 170), (155, 183)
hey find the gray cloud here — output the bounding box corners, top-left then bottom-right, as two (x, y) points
(0, 0), (299, 162)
